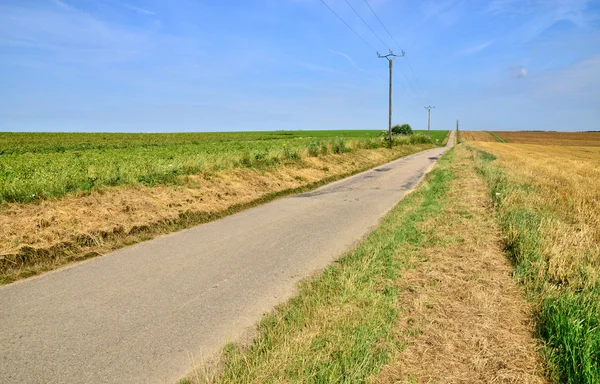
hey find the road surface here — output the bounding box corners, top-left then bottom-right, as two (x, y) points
(0, 132), (453, 384)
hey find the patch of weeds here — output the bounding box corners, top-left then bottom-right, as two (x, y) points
(539, 290), (600, 383)
(283, 144), (301, 160)
(332, 137), (351, 154)
(307, 142), (320, 157)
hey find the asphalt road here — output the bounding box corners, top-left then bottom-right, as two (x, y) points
(0, 132), (453, 384)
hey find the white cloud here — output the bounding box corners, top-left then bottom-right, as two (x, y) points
(507, 66), (528, 78)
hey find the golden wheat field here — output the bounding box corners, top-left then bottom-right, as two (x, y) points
(491, 131), (600, 146)
(469, 141), (600, 287)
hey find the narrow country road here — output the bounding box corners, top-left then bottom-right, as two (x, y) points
(1, 133), (454, 384)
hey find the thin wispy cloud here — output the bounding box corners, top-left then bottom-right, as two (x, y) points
(123, 4), (155, 16)
(328, 49), (381, 80)
(460, 41), (494, 55)
(487, 0), (592, 36)
(536, 54), (600, 97)
(52, 0), (71, 10)
(298, 62), (342, 75)
(420, 0), (463, 26)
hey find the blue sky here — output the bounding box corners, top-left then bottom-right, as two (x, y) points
(1, 0), (599, 132)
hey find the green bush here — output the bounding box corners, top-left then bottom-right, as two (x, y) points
(391, 133), (432, 147)
(392, 124), (413, 135)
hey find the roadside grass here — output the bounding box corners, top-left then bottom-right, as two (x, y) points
(469, 142), (600, 383)
(0, 144), (435, 284)
(179, 150), (456, 383)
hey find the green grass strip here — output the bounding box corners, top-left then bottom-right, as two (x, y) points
(179, 151), (455, 383)
(487, 131), (507, 143)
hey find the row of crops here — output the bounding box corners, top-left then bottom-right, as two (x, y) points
(0, 131), (447, 203)
(0, 131), (383, 155)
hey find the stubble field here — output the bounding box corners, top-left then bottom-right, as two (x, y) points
(491, 131), (600, 146)
(467, 133), (600, 383)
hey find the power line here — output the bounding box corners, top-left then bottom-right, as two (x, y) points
(362, 0), (403, 50)
(319, 0), (376, 52)
(362, 0), (426, 97)
(392, 65), (417, 97)
(343, 0), (388, 50)
(319, 0), (416, 97)
(405, 56), (425, 97)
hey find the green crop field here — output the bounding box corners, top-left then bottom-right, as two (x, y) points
(0, 130), (447, 203)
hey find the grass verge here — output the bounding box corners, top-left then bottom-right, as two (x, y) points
(471, 146), (600, 383)
(179, 149), (456, 383)
(374, 142), (544, 383)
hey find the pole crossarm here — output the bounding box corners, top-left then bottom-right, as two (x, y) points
(377, 50), (404, 60)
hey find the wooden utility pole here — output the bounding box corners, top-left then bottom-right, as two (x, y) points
(456, 120), (459, 141)
(378, 50), (404, 147)
(424, 106), (435, 139)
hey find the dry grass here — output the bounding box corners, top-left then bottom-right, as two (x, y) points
(492, 132), (600, 146)
(459, 131), (498, 142)
(469, 142), (600, 288)
(0, 144), (432, 283)
(373, 145), (545, 384)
